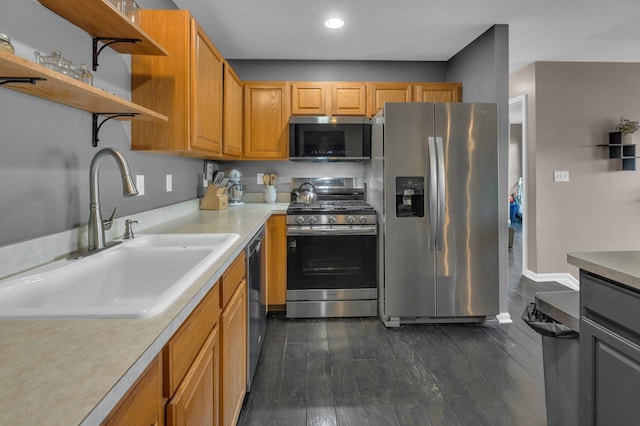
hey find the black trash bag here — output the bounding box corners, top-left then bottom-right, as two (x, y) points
(521, 303), (578, 339)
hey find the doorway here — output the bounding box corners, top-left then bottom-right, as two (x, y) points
(508, 95), (527, 276)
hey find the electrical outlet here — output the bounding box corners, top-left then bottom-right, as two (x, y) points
(136, 175), (145, 195)
(553, 171), (570, 182)
(257, 173), (264, 185)
(166, 174), (172, 192)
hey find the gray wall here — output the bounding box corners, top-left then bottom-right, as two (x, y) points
(511, 61), (640, 278)
(0, 0), (204, 247)
(445, 24), (510, 315)
(228, 60), (446, 82)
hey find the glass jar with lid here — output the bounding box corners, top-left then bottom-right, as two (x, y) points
(0, 33), (15, 54)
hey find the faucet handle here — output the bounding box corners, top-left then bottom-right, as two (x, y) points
(103, 206), (118, 230)
(123, 219), (138, 240)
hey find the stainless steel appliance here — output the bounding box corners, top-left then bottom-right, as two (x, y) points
(289, 116), (371, 161)
(246, 226), (266, 390)
(226, 168), (245, 205)
(367, 102), (499, 327)
(286, 177), (377, 318)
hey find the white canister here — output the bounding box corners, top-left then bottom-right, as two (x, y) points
(263, 186), (276, 203)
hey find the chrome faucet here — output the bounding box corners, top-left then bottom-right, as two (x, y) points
(88, 148), (138, 251)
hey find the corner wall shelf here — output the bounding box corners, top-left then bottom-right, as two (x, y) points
(598, 143), (636, 171)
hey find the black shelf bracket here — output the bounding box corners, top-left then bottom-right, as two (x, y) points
(0, 77), (45, 86)
(92, 37), (141, 71)
(92, 113), (137, 147)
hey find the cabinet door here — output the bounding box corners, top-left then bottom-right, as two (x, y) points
(266, 214), (287, 311)
(222, 62), (243, 158)
(414, 83), (462, 103)
(580, 318), (640, 425)
(167, 326), (220, 426)
(220, 280), (247, 426)
(243, 82), (289, 159)
(366, 82), (412, 116)
(102, 356), (163, 426)
(190, 19), (223, 155)
(330, 82), (366, 116)
(291, 82), (326, 115)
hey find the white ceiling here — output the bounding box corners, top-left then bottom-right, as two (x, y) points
(171, 0), (640, 73)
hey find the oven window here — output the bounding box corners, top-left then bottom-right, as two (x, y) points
(287, 234), (376, 290)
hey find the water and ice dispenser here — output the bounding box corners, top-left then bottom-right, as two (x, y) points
(395, 177), (424, 217)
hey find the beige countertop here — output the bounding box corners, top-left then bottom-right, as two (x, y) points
(567, 251), (640, 292)
(0, 203), (288, 426)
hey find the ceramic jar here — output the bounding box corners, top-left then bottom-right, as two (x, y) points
(263, 185), (276, 203)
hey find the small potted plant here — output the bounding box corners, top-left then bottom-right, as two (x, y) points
(612, 116), (639, 144)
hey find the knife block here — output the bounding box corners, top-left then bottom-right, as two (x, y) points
(200, 185), (228, 210)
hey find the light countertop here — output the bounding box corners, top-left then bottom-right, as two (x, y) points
(567, 251), (640, 292)
(0, 203), (288, 426)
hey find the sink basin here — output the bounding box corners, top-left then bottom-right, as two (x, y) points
(0, 233), (239, 319)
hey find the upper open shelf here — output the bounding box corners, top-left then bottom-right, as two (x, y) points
(38, 0), (168, 56)
(0, 50), (167, 122)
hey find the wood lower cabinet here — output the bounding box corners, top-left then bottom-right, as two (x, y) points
(132, 10), (224, 158)
(243, 82), (290, 159)
(266, 214), (287, 311)
(102, 356), (163, 426)
(222, 62), (243, 158)
(414, 83), (462, 103)
(166, 326), (220, 426)
(220, 279), (247, 426)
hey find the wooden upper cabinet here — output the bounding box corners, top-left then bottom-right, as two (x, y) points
(366, 82), (413, 116)
(131, 10), (223, 158)
(222, 62), (243, 158)
(243, 82), (290, 159)
(331, 82), (366, 116)
(291, 82), (326, 115)
(414, 83), (462, 103)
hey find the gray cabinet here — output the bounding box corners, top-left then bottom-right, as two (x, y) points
(579, 271), (640, 425)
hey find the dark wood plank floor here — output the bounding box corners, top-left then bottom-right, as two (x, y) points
(238, 224), (567, 425)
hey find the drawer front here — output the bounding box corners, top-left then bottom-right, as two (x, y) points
(164, 285), (220, 397)
(581, 271), (640, 332)
(221, 252), (246, 308)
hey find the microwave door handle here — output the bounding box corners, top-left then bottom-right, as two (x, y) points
(436, 137), (446, 251)
(428, 136), (438, 251)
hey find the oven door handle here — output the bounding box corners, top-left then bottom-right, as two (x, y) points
(287, 226), (377, 236)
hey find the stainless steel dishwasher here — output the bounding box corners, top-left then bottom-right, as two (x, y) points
(246, 226), (266, 391)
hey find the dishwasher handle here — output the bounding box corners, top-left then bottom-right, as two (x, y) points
(247, 226), (265, 257)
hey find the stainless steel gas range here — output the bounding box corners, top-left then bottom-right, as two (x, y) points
(286, 177), (377, 318)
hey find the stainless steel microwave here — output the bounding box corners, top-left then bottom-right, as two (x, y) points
(289, 116), (371, 161)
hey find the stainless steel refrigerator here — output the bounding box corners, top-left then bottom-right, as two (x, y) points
(367, 102), (499, 327)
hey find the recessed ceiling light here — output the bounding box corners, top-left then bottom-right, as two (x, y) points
(324, 17), (344, 29)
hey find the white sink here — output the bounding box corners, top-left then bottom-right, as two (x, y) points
(0, 233), (239, 319)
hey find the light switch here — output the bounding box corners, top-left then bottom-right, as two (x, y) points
(166, 174), (172, 192)
(257, 173), (264, 185)
(553, 171), (570, 182)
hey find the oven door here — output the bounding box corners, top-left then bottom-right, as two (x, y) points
(287, 232), (377, 292)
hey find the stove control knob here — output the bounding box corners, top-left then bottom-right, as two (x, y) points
(296, 216), (305, 225)
(359, 216), (368, 224)
(328, 216), (336, 225)
(309, 216), (317, 225)
(347, 216), (356, 225)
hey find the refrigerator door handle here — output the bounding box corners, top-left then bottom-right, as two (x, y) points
(428, 136), (438, 251)
(436, 137), (446, 250)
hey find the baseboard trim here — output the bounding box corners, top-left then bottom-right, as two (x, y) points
(524, 270), (579, 290)
(496, 312), (512, 324)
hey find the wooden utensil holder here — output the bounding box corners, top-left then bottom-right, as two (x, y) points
(200, 185), (228, 210)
